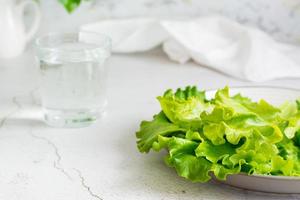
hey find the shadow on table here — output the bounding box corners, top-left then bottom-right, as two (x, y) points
(1, 116), (45, 129)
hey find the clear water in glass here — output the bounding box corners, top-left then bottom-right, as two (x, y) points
(36, 33), (111, 128)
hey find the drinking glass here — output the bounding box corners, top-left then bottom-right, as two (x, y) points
(35, 32), (111, 128)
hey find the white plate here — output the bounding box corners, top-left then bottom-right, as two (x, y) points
(213, 173), (300, 194)
(206, 86), (300, 194)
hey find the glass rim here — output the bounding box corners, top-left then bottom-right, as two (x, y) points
(35, 31), (112, 53)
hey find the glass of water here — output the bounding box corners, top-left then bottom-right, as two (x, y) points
(35, 32), (111, 128)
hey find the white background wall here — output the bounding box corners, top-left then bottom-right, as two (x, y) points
(39, 0), (300, 43)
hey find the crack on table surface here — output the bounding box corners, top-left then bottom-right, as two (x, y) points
(28, 129), (104, 199)
(73, 168), (104, 200)
(29, 132), (73, 181)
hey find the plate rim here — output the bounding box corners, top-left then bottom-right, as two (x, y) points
(236, 173), (300, 181)
(206, 85), (300, 93)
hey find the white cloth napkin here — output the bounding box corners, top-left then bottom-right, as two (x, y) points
(81, 16), (300, 82)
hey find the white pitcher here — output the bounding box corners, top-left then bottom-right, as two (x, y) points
(0, 0), (41, 58)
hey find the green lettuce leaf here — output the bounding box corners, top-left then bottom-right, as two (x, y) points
(136, 86), (300, 182)
(157, 86), (213, 130)
(278, 100), (300, 139)
(59, 0), (81, 12)
(165, 137), (212, 182)
(136, 112), (185, 153)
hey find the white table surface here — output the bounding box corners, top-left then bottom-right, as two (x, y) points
(1, 48), (300, 200)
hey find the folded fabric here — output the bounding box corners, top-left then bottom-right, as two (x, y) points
(81, 16), (300, 82)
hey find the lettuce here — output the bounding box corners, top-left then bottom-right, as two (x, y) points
(136, 112), (185, 153)
(59, 0), (87, 13)
(136, 86), (300, 182)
